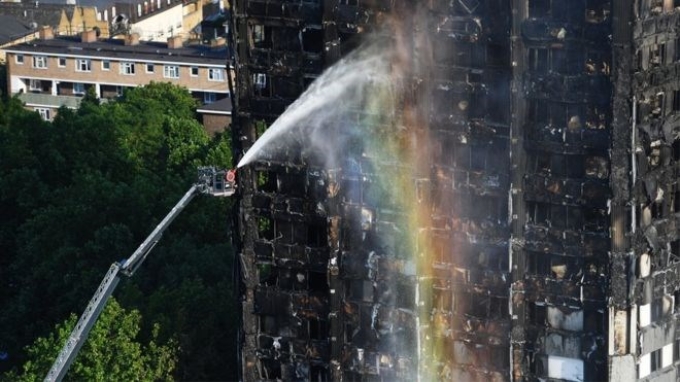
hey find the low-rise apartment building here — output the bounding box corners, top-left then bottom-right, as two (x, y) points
(3, 27), (232, 132)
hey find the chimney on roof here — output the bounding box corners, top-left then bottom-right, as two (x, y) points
(124, 32), (140, 46)
(210, 37), (226, 49)
(81, 28), (97, 43)
(39, 26), (54, 40)
(167, 35), (182, 49)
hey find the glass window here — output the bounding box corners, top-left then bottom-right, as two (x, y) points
(36, 108), (51, 120)
(204, 92), (216, 104)
(251, 24), (266, 48)
(33, 56), (47, 69)
(73, 83), (86, 95)
(102, 60), (110, 70)
(58, 57), (66, 67)
(208, 68), (224, 81)
(120, 62), (135, 75)
(164, 65), (180, 79)
(190, 66), (199, 76)
(29, 79), (41, 91)
(253, 73), (267, 89)
(146, 63), (154, 73)
(15, 55), (24, 64)
(76, 59), (91, 72)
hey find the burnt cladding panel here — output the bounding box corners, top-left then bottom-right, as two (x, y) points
(514, 0), (613, 380)
(233, 0), (331, 380)
(612, 0), (633, 45)
(230, 0), (634, 381)
(629, 0), (680, 380)
(420, 0), (512, 380)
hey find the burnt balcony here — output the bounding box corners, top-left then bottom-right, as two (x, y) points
(524, 72), (611, 104)
(525, 121), (610, 150)
(524, 223), (610, 257)
(523, 174), (609, 207)
(457, 171), (510, 195)
(334, 4), (383, 33)
(250, 49), (323, 76)
(434, 16), (483, 42)
(584, 22), (611, 45)
(522, 18), (579, 42)
(250, 48), (302, 74)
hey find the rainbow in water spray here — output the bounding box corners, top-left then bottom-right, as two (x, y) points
(237, 19), (455, 382)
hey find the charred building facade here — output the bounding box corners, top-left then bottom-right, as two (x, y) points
(229, 1), (680, 381)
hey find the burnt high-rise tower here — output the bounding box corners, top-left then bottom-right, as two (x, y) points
(229, 1), (680, 381)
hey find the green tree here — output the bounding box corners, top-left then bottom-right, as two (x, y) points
(0, 64), (7, 101)
(104, 82), (205, 174)
(0, 83), (237, 380)
(1, 298), (177, 382)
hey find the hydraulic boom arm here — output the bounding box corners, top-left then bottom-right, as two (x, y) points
(44, 167), (235, 382)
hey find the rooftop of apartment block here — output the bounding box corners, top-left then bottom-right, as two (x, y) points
(4, 33), (232, 65)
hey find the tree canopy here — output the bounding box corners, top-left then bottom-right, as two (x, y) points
(0, 82), (238, 381)
(2, 299), (177, 382)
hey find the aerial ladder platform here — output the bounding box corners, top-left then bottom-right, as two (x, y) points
(44, 167), (236, 382)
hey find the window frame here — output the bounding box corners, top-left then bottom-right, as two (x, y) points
(208, 68), (224, 81)
(58, 57), (66, 67)
(252, 24), (265, 47)
(101, 60), (111, 71)
(164, 65), (180, 79)
(120, 61), (136, 75)
(146, 63), (154, 73)
(76, 59), (91, 72)
(32, 55), (48, 69)
(651, 348), (662, 373)
(254, 73), (267, 89)
(204, 92), (217, 104)
(15, 55), (24, 64)
(73, 82), (86, 96)
(190, 66), (199, 77)
(29, 79), (41, 91)
(36, 107), (51, 120)
(528, 0), (551, 17)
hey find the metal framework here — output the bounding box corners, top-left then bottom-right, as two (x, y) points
(231, 1), (680, 381)
(44, 167), (235, 382)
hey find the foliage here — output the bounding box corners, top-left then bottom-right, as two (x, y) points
(0, 83), (237, 380)
(1, 299), (176, 382)
(0, 64), (7, 101)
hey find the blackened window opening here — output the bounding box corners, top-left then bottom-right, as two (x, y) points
(529, 0), (551, 17)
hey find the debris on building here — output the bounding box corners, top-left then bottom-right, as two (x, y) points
(230, 1), (680, 381)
